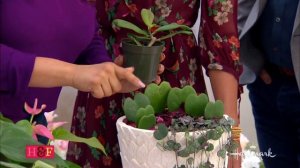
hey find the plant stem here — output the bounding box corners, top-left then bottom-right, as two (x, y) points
(147, 36), (157, 47)
(29, 115), (34, 124)
(47, 139), (51, 145)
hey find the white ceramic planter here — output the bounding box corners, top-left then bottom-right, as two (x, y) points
(117, 116), (229, 168)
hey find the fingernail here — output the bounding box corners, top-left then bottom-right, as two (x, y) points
(138, 81), (145, 88)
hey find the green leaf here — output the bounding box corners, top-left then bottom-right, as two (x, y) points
(141, 9), (154, 28)
(0, 114), (13, 123)
(204, 100), (224, 119)
(167, 88), (182, 112)
(16, 120), (33, 136)
(32, 160), (55, 168)
(145, 82), (171, 113)
(127, 34), (143, 46)
(177, 149), (189, 157)
(127, 33), (151, 40)
(52, 127), (107, 155)
(134, 93), (151, 108)
(180, 85), (196, 102)
(64, 160), (81, 168)
(158, 30), (193, 41)
(153, 124), (168, 140)
(205, 143), (214, 152)
(217, 149), (226, 159)
(112, 19), (148, 36)
(0, 161), (27, 168)
(123, 98), (139, 122)
(185, 93), (209, 117)
(154, 23), (191, 34)
(136, 105), (155, 125)
(137, 114), (156, 129)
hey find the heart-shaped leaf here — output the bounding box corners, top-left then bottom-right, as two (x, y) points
(180, 85), (196, 102)
(185, 93), (209, 117)
(204, 100), (224, 120)
(167, 88), (182, 112)
(145, 82), (171, 113)
(138, 114), (156, 129)
(123, 98), (139, 122)
(134, 93), (151, 108)
(136, 105), (155, 125)
(153, 124), (168, 140)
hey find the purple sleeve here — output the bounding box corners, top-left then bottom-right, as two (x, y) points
(0, 44), (36, 95)
(75, 23), (112, 65)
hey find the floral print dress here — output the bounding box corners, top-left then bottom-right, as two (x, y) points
(67, 0), (241, 167)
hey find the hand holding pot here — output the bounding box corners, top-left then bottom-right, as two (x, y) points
(71, 62), (145, 98)
(114, 54), (165, 84)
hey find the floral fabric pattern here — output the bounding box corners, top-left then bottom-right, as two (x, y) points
(67, 0), (240, 167)
(200, 0), (241, 79)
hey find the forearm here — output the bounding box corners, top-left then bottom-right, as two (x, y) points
(209, 70), (239, 125)
(29, 57), (75, 88)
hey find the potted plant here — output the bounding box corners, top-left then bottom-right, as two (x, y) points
(112, 9), (192, 84)
(116, 81), (239, 168)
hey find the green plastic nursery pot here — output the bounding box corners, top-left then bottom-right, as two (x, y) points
(122, 40), (164, 84)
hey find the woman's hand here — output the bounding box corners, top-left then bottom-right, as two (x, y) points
(114, 54), (165, 84)
(71, 62), (145, 98)
(29, 57), (144, 98)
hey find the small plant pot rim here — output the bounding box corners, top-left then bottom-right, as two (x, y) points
(122, 39), (164, 50)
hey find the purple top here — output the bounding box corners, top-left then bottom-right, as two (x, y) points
(0, 0), (111, 121)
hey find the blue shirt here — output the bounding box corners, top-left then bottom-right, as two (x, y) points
(256, 0), (299, 68)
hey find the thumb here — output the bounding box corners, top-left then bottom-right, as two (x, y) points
(259, 69), (272, 84)
(114, 55), (124, 66)
(125, 67), (135, 73)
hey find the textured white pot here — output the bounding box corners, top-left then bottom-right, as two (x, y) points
(117, 116), (229, 168)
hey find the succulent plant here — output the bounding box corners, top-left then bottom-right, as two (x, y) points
(123, 81), (226, 129)
(123, 93), (150, 123)
(204, 100), (224, 120)
(167, 86), (197, 112)
(144, 81), (171, 113)
(184, 93), (209, 117)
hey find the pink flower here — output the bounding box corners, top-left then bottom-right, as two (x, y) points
(24, 98), (46, 115)
(32, 124), (54, 141)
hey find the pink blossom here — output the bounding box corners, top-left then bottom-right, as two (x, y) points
(32, 124), (54, 141)
(24, 98), (46, 115)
